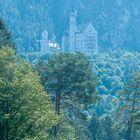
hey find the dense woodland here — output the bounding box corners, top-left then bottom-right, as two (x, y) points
(0, 1), (140, 140)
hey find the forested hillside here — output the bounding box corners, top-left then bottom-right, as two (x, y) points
(0, 1), (140, 140)
(0, 0), (140, 51)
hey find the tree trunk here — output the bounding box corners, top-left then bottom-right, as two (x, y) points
(55, 91), (61, 115)
(54, 91), (61, 137)
(127, 92), (136, 140)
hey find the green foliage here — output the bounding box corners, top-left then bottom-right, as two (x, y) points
(36, 52), (98, 139)
(88, 113), (119, 140)
(46, 53), (97, 104)
(0, 17), (15, 49)
(92, 49), (140, 95)
(114, 71), (140, 140)
(91, 49), (140, 116)
(0, 1), (53, 52)
(99, 115), (118, 140)
(0, 48), (58, 140)
(86, 50), (140, 140)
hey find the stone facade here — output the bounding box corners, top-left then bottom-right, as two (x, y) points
(61, 11), (98, 55)
(40, 30), (59, 54)
(40, 30), (50, 53)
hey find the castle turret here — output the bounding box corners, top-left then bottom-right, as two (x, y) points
(40, 31), (50, 54)
(69, 11), (77, 52)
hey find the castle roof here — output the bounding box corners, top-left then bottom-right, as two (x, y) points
(63, 22), (97, 37)
(85, 22), (97, 33)
(76, 23), (89, 33)
(76, 22), (97, 34)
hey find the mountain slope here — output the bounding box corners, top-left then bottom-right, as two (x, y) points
(0, 0), (140, 51)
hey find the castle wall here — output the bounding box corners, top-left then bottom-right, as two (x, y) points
(76, 33), (85, 53)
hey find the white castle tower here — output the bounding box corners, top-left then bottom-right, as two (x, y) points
(69, 11), (77, 52)
(40, 30), (50, 54)
(61, 11), (98, 55)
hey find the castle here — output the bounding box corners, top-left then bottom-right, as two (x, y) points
(40, 30), (59, 54)
(61, 11), (98, 55)
(20, 10), (98, 61)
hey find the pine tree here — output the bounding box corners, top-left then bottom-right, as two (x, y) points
(36, 53), (98, 139)
(116, 72), (140, 140)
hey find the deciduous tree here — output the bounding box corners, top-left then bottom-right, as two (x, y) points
(0, 48), (58, 140)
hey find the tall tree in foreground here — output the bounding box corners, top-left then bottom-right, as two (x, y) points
(36, 53), (98, 139)
(0, 48), (58, 140)
(115, 72), (140, 140)
(0, 17), (15, 49)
